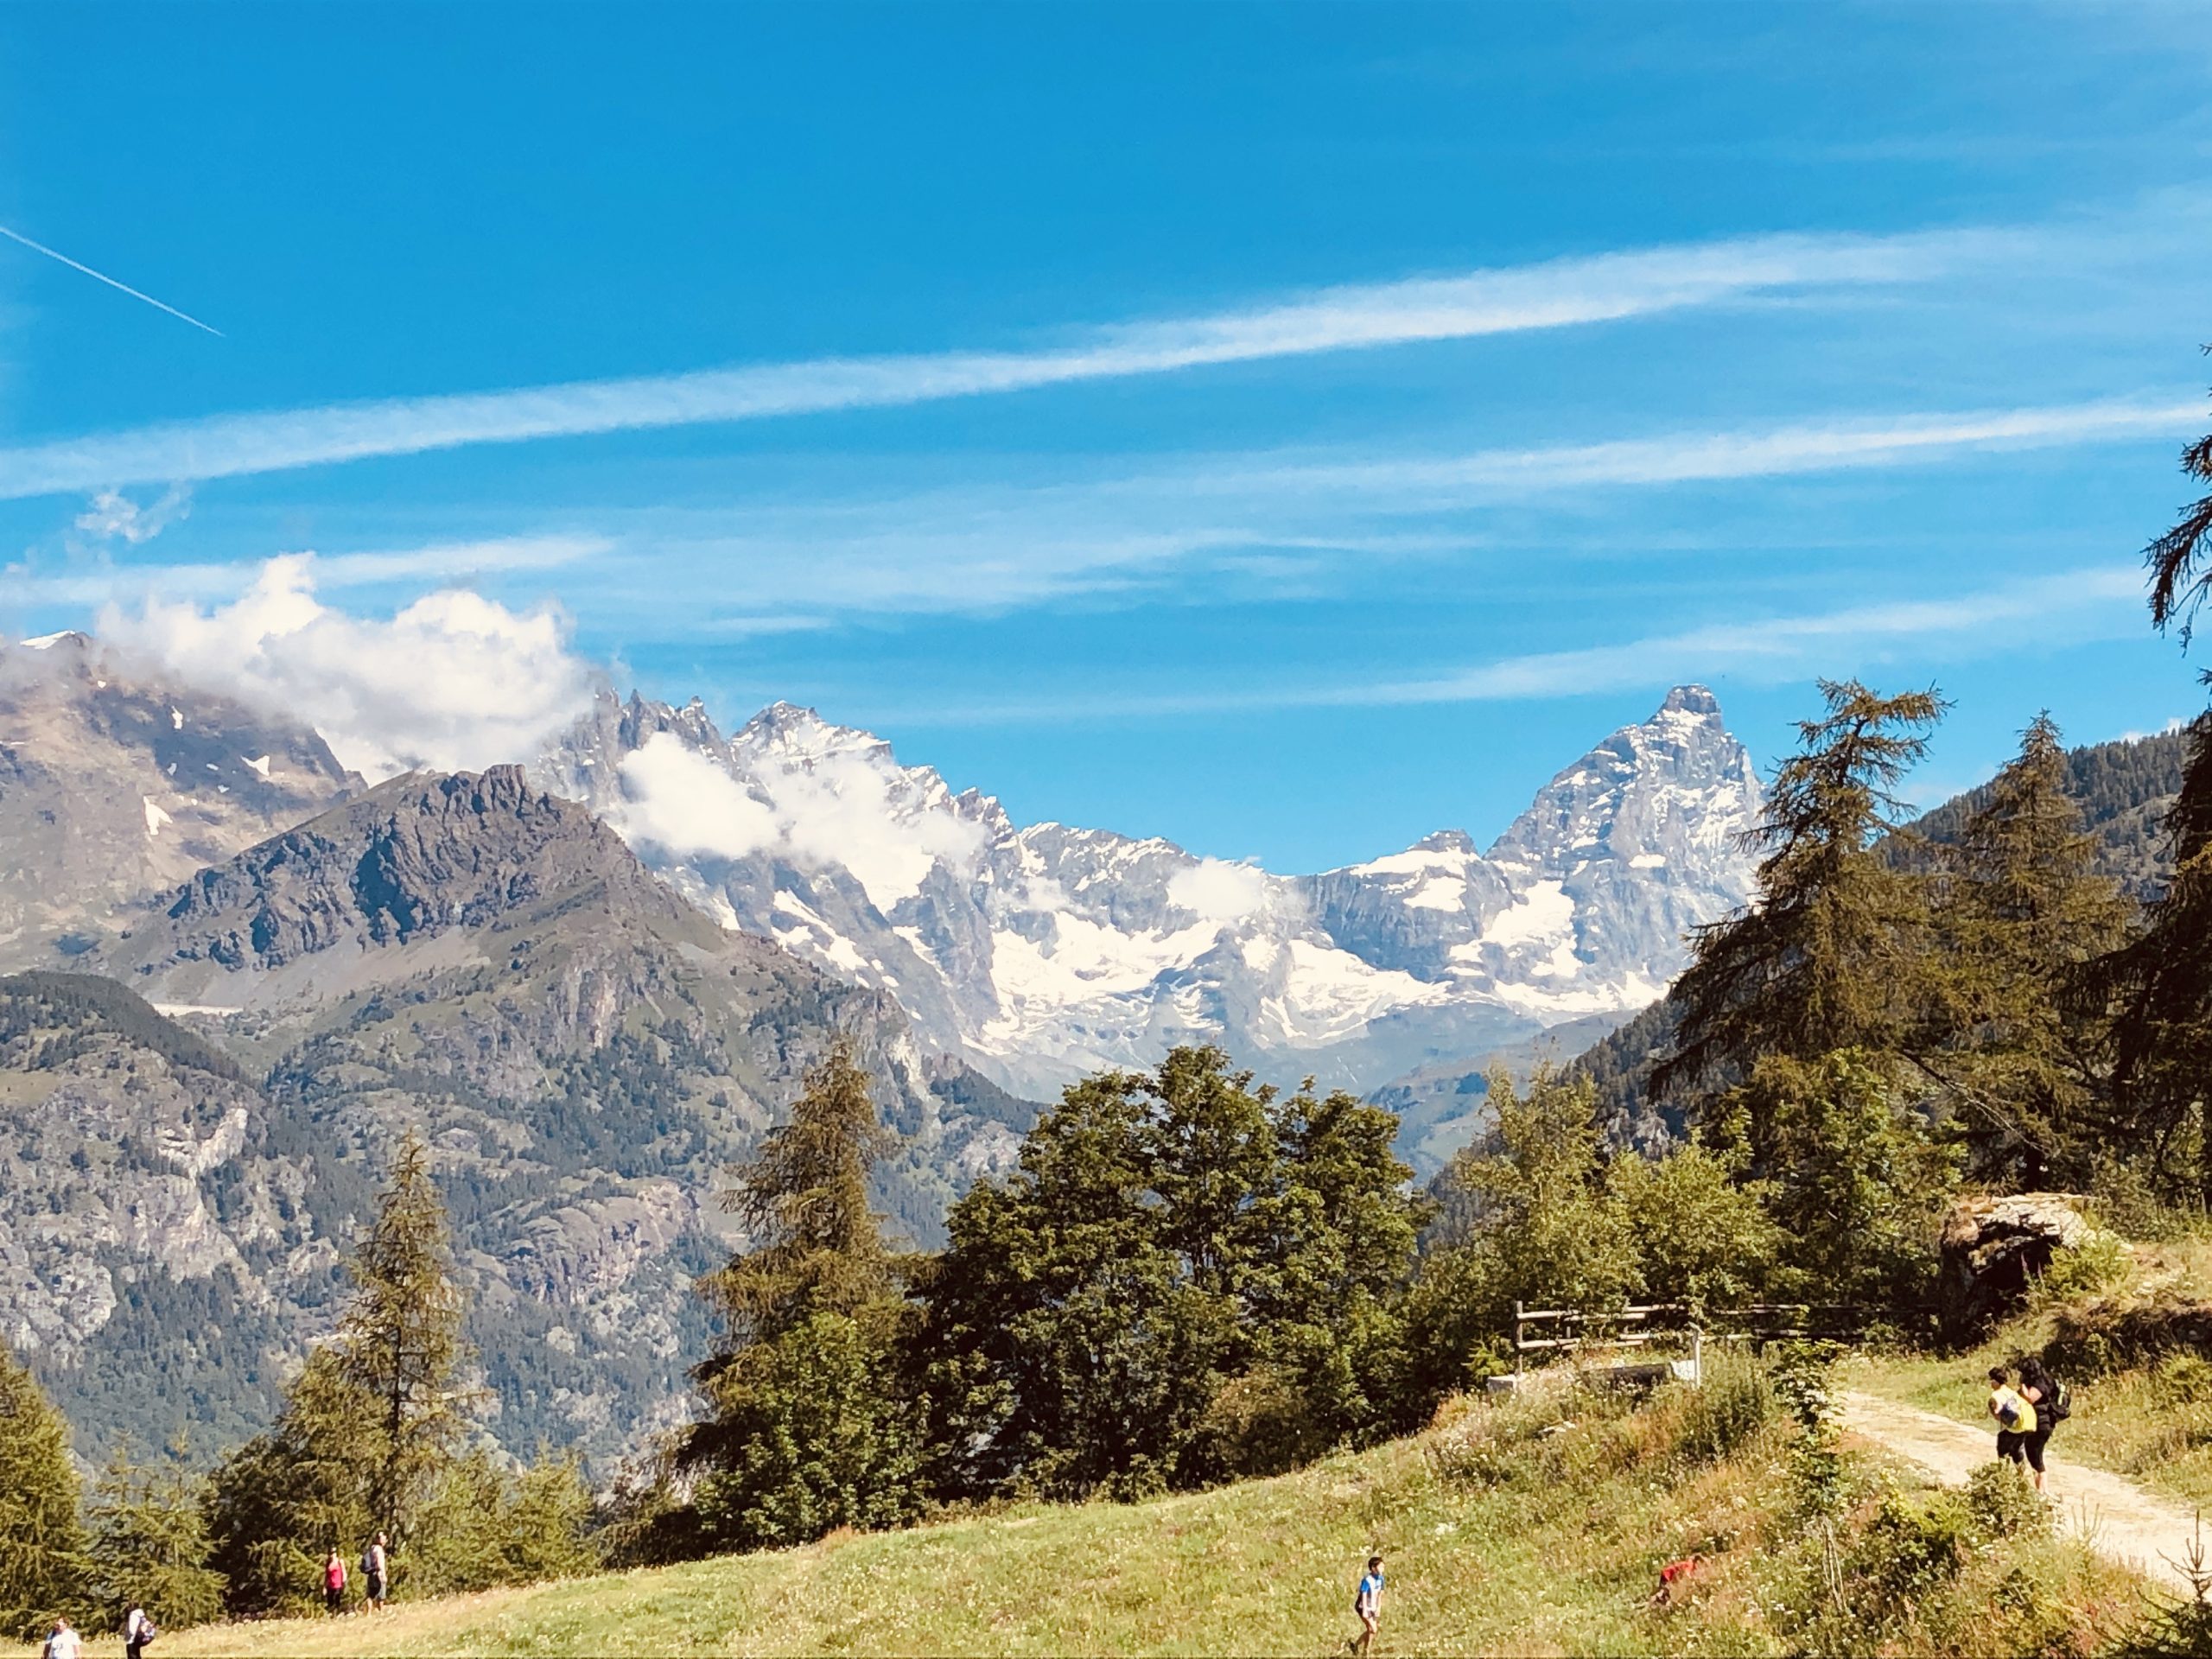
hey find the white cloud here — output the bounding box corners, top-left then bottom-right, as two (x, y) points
(99, 554), (600, 778)
(895, 566), (2148, 724)
(614, 725), (989, 914)
(615, 733), (778, 861)
(519, 393), (2201, 627)
(0, 226), (1976, 500)
(73, 485), (190, 545)
(1167, 857), (1274, 924)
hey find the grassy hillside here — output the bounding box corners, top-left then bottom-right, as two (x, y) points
(57, 1361), (2149, 1659)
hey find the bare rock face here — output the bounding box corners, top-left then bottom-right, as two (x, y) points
(0, 633), (357, 964)
(1939, 1192), (2097, 1331)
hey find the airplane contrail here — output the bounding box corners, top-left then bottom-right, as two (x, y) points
(0, 223), (222, 336)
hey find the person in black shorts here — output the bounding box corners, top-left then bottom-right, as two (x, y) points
(2014, 1358), (2058, 1491)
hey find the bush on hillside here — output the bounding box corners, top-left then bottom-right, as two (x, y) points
(2026, 1228), (2134, 1312)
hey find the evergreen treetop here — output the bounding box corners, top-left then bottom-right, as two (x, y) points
(1658, 678), (1947, 1106)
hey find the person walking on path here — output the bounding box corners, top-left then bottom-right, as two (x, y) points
(2015, 1357), (2063, 1493)
(321, 1548), (348, 1615)
(1347, 1554), (1384, 1656)
(123, 1600), (154, 1659)
(1986, 1366), (2037, 1476)
(40, 1618), (79, 1659)
(363, 1533), (389, 1611)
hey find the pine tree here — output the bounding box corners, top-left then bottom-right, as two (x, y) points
(334, 1129), (473, 1545)
(0, 1344), (88, 1641)
(681, 1041), (924, 1550)
(2144, 365), (2212, 645)
(697, 1040), (896, 1347)
(207, 1130), (473, 1612)
(205, 1348), (380, 1614)
(2109, 381), (2212, 1210)
(2099, 712), (2212, 1207)
(86, 1439), (226, 1631)
(1656, 679), (1948, 1141)
(1931, 712), (2132, 1186)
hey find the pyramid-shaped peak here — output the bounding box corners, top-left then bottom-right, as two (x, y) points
(1658, 684), (1721, 717)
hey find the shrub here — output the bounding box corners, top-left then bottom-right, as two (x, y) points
(1669, 1349), (1777, 1465)
(1965, 1459), (2050, 1541)
(2027, 1229), (2134, 1312)
(1853, 1483), (1973, 1601)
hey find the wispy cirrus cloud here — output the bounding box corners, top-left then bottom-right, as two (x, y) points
(0, 532), (602, 610)
(893, 566), (2148, 724)
(538, 392), (2202, 624)
(0, 226), (1990, 501)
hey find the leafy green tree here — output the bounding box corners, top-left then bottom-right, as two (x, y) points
(335, 1129), (473, 1543)
(682, 1041), (925, 1550)
(0, 1344), (89, 1640)
(691, 1311), (927, 1548)
(1606, 1138), (1786, 1312)
(1406, 1068), (1640, 1403)
(409, 1450), (596, 1596)
(86, 1439), (225, 1631)
(921, 1048), (1422, 1499)
(1658, 679), (1947, 1118)
(1929, 713), (2130, 1187)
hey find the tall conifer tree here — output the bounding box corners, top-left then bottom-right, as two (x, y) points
(336, 1129), (472, 1542)
(682, 1041), (923, 1550)
(2099, 715), (2212, 1205)
(1656, 678), (1947, 1117)
(2109, 376), (2212, 1204)
(0, 1344), (88, 1641)
(1932, 713), (2130, 1186)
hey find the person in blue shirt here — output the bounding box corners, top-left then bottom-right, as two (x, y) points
(1348, 1555), (1384, 1655)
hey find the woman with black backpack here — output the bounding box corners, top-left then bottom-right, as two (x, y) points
(2016, 1357), (2069, 1492)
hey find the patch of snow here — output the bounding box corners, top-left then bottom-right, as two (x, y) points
(244, 754), (272, 778)
(20, 632), (68, 650)
(170, 708), (183, 730)
(1481, 880), (1575, 948)
(1403, 874), (1468, 912)
(142, 798), (171, 839)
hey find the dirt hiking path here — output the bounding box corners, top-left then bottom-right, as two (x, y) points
(1841, 1389), (2202, 1593)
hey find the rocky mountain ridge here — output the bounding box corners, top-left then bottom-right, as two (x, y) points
(537, 683), (1764, 1098)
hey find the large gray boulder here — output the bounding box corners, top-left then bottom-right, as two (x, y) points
(1939, 1192), (2096, 1332)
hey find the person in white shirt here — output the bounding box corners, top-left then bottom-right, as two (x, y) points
(124, 1602), (153, 1659)
(41, 1618), (81, 1659)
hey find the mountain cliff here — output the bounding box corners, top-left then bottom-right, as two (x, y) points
(0, 633), (357, 962)
(3, 770), (1024, 1465)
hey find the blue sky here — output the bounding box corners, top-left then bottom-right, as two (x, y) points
(2, 3), (2209, 870)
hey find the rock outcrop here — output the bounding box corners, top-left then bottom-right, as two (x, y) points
(1939, 1192), (2098, 1332)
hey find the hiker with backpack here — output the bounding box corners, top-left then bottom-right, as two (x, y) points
(1346, 1554), (1384, 1655)
(2015, 1357), (2069, 1492)
(1986, 1365), (2037, 1473)
(363, 1534), (389, 1611)
(123, 1599), (156, 1659)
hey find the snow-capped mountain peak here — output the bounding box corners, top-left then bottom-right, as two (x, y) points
(534, 684), (1760, 1099)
